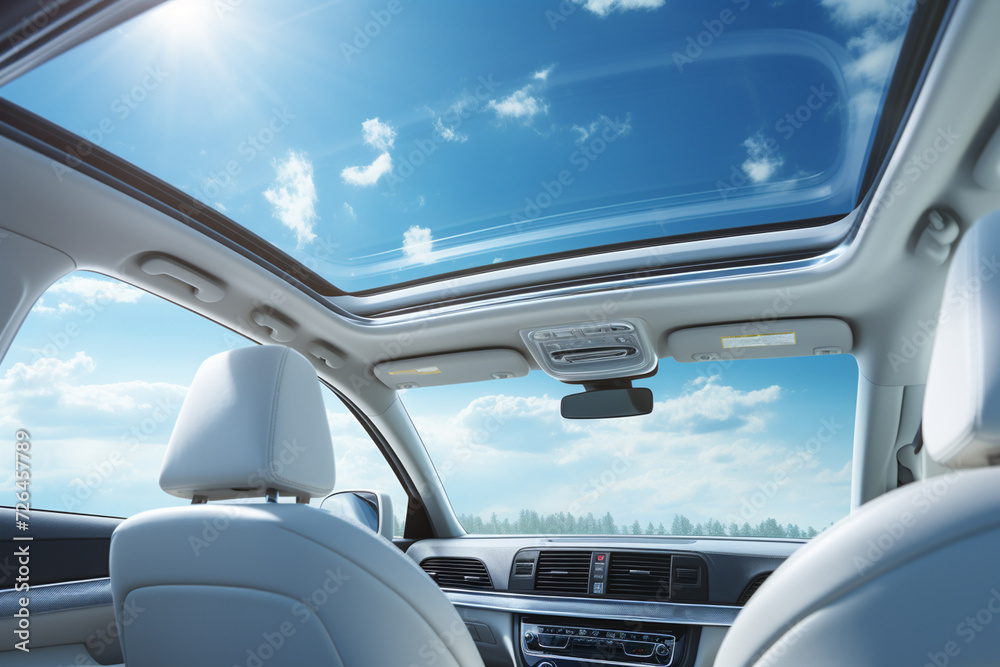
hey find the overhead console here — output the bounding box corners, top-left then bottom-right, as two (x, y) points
(520, 319), (658, 382)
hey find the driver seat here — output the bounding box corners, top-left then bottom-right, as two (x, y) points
(109, 345), (484, 667)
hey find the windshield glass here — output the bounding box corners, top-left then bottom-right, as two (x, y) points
(403, 355), (858, 537)
(0, 0), (915, 292)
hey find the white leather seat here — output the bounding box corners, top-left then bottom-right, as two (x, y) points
(715, 211), (1000, 667)
(110, 345), (484, 667)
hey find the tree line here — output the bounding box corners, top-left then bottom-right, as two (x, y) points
(454, 509), (820, 539)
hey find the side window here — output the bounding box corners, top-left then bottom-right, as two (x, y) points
(1, 271), (406, 533)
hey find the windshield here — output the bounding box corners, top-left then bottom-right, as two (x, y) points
(403, 355), (858, 538)
(0, 0), (915, 292)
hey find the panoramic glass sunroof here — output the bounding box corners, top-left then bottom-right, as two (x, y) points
(1, 0), (916, 292)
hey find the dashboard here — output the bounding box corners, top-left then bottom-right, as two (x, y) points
(407, 536), (799, 667)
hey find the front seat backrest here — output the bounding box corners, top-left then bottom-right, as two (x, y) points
(110, 345), (484, 667)
(714, 210), (1000, 667)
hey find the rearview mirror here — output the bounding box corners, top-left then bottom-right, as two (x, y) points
(319, 489), (394, 540)
(561, 386), (653, 419)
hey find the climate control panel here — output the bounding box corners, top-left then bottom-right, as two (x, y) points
(520, 616), (689, 666)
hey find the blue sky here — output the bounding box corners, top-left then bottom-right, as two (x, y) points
(0, 0), (911, 291)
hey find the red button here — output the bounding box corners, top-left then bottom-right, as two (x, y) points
(597, 554), (605, 561)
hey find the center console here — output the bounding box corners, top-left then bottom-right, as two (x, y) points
(519, 616), (697, 667)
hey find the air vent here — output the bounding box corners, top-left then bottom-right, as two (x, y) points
(549, 346), (638, 364)
(514, 561), (534, 576)
(674, 567), (700, 584)
(606, 551), (672, 601)
(535, 551), (591, 595)
(420, 558), (494, 591)
(737, 572), (772, 605)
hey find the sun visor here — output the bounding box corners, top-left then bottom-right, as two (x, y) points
(667, 318), (853, 362)
(374, 349), (530, 389)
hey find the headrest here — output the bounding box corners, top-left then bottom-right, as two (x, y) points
(924, 211), (1000, 468)
(160, 346), (335, 500)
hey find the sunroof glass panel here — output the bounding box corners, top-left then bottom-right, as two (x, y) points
(1, 0), (916, 291)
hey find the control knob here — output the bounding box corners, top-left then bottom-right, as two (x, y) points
(655, 643), (670, 656)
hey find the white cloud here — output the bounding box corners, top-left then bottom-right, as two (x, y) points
(34, 275), (145, 315)
(30, 300), (56, 315)
(343, 202), (356, 220)
(814, 460), (852, 483)
(2, 352), (95, 387)
(0, 353), (194, 517)
(263, 151), (318, 248)
(821, 0), (910, 126)
(488, 86), (549, 121)
(656, 377), (781, 430)
(820, 0), (907, 24)
(847, 30), (902, 85)
(412, 373), (853, 532)
(575, 0), (665, 18)
(341, 152), (393, 187)
(402, 225), (433, 264)
(360, 117), (397, 152)
(0, 353), (187, 439)
(434, 117), (468, 143)
(49, 276), (144, 305)
(430, 93), (485, 143)
(741, 132), (784, 183)
(571, 113), (632, 144)
(341, 118), (397, 187)
(533, 65), (555, 81)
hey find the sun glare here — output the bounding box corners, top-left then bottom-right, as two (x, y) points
(148, 0), (218, 45)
